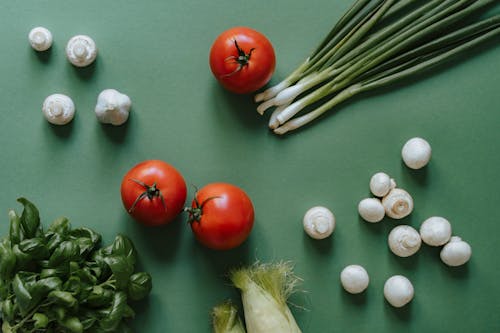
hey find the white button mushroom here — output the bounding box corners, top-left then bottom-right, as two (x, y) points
(419, 216), (452, 246)
(358, 198), (385, 223)
(383, 275), (414, 308)
(42, 94), (75, 125)
(381, 188), (413, 219)
(388, 225), (421, 257)
(28, 27), (53, 51)
(369, 172), (396, 197)
(402, 137), (432, 169)
(95, 89), (132, 126)
(66, 35), (97, 67)
(440, 236), (471, 267)
(303, 206), (335, 239)
(340, 265), (369, 294)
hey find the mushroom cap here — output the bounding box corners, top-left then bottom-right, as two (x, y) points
(29, 27), (53, 51)
(358, 198), (385, 223)
(388, 225), (421, 257)
(95, 89), (132, 126)
(340, 265), (369, 294)
(440, 236), (471, 266)
(382, 188), (413, 219)
(369, 172), (395, 197)
(42, 94), (75, 125)
(303, 206), (335, 239)
(384, 275), (414, 307)
(402, 137), (432, 169)
(420, 216), (452, 246)
(66, 35), (97, 67)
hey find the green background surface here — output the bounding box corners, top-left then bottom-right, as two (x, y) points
(1, 1), (499, 332)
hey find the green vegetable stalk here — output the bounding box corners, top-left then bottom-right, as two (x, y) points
(0, 198), (152, 333)
(230, 262), (302, 333)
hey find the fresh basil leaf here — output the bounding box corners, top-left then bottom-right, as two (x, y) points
(19, 238), (49, 260)
(103, 256), (133, 290)
(0, 239), (16, 280)
(1, 299), (14, 322)
(99, 291), (127, 332)
(79, 313), (98, 330)
(111, 235), (136, 266)
(46, 232), (64, 253)
(127, 272), (152, 301)
(12, 274), (33, 316)
(70, 227), (101, 248)
(33, 312), (49, 329)
(48, 217), (71, 236)
(8, 210), (21, 245)
(49, 241), (80, 267)
(86, 285), (114, 308)
(17, 198), (41, 239)
(48, 290), (77, 308)
(59, 316), (83, 333)
(123, 304), (135, 319)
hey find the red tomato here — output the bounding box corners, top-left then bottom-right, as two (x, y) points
(121, 160), (187, 226)
(209, 26), (276, 94)
(187, 183), (254, 250)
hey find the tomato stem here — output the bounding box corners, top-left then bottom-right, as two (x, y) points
(185, 195), (220, 223)
(128, 179), (167, 213)
(221, 39), (255, 78)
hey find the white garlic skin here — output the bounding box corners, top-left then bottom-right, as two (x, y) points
(340, 265), (369, 294)
(402, 137), (432, 169)
(440, 236), (471, 267)
(382, 188), (414, 219)
(42, 94), (75, 125)
(384, 275), (414, 308)
(369, 172), (396, 197)
(420, 216), (452, 246)
(358, 198), (385, 223)
(388, 225), (421, 257)
(95, 89), (131, 126)
(66, 35), (97, 67)
(29, 27), (53, 51)
(303, 206), (335, 240)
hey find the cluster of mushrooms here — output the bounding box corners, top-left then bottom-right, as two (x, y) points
(29, 26), (132, 127)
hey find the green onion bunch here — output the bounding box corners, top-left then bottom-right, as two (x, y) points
(255, 0), (500, 134)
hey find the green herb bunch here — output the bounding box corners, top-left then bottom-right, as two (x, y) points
(0, 198), (152, 333)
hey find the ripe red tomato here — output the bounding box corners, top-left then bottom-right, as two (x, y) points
(209, 26), (276, 94)
(121, 160), (187, 226)
(187, 183), (254, 250)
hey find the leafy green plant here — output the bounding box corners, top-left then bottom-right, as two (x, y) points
(0, 198), (152, 333)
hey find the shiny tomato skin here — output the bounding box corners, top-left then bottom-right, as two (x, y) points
(209, 26), (276, 94)
(189, 183), (254, 250)
(121, 160), (187, 226)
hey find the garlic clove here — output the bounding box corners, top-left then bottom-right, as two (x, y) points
(381, 188), (413, 219)
(66, 35), (97, 67)
(402, 137), (432, 170)
(340, 265), (369, 294)
(42, 94), (75, 125)
(358, 198), (385, 223)
(303, 206), (335, 239)
(29, 27), (53, 51)
(388, 225), (421, 257)
(420, 216), (452, 246)
(369, 172), (396, 197)
(95, 89), (131, 126)
(384, 275), (414, 308)
(440, 236), (471, 267)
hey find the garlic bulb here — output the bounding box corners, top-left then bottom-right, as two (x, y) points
(303, 206), (335, 239)
(381, 188), (413, 219)
(340, 265), (369, 294)
(28, 27), (53, 51)
(95, 89), (131, 126)
(369, 172), (396, 197)
(66, 35), (97, 67)
(440, 236), (471, 267)
(402, 137), (432, 169)
(42, 94), (75, 125)
(388, 225), (421, 257)
(358, 198), (385, 223)
(384, 275), (414, 308)
(420, 216), (452, 246)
